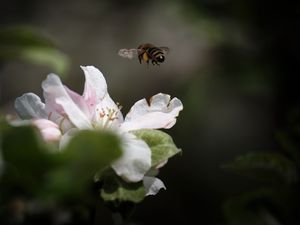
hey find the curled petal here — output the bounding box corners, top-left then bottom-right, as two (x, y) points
(143, 176), (166, 196)
(81, 66), (108, 104)
(42, 74), (92, 130)
(121, 93), (183, 132)
(33, 119), (61, 142)
(112, 133), (151, 182)
(14, 93), (47, 119)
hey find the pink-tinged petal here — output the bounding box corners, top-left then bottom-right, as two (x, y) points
(143, 176), (166, 196)
(14, 93), (47, 119)
(120, 93), (183, 132)
(32, 119), (61, 142)
(40, 128), (62, 142)
(42, 74), (92, 130)
(64, 85), (91, 119)
(81, 66), (108, 104)
(33, 118), (59, 129)
(112, 133), (151, 182)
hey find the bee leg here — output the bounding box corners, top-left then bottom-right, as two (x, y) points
(152, 60), (160, 66)
(138, 54), (142, 64)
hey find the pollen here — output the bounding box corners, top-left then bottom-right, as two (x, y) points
(96, 106), (120, 129)
(99, 108), (106, 118)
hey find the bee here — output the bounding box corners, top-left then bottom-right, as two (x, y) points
(118, 43), (169, 66)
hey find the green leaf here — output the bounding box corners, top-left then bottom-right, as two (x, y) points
(222, 152), (297, 185)
(44, 130), (122, 199)
(132, 129), (181, 167)
(0, 26), (70, 76)
(101, 170), (146, 203)
(0, 26), (55, 48)
(0, 122), (58, 196)
(223, 188), (286, 225)
(19, 47), (70, 76)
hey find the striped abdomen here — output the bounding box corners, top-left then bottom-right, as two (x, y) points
(146, 47), (165, 65)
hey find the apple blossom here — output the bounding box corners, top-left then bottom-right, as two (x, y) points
(14, 66), (183, 195)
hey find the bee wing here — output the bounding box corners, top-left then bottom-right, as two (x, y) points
(118, 48), (139, 59)
(159, 47), (170, 54)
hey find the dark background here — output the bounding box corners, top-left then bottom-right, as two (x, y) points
(1, 0), (300, 224)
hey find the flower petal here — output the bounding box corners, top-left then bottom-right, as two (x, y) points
(121, 93), (183, 132)
(59, 128), (79, 149)
(42, 74), (92, 129)
(14, 93), (47, 119)
(112, 133), (151, 182)
(64, 85), (91, 118)
(33, 119), (62, 142)
(143, 176), (166, 196)
(81, 66), (108, 103)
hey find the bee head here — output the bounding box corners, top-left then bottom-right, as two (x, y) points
(156, 55), (165, 63)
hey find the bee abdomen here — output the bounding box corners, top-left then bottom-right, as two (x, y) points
(147, 47), (160, 54)
(147, 47), (163, 59)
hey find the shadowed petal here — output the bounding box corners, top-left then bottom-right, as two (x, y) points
(112, 133), (151, 182)
(143, 176), (166, 196)
(14, 93), (47, 119)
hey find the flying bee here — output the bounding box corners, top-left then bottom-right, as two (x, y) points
(118, 43), (169, 66)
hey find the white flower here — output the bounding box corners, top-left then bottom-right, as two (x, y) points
(15, 66), (183, 194)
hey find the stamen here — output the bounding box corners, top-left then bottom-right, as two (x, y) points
(116, 102), (123, 110)
(59, 117), (66, 132)
(48, 112), (53, 120)
(95, 105), (122, 129)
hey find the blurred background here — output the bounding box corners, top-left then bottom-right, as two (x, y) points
(1, 0), (300, 224)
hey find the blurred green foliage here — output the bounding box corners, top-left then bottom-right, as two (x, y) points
(223, 114), (300, 225)
(223, 152), (297, 185)
(101, 169), (146, 203)
(0, 119), (182, 224)
(0, 26), (70, 76)
(0, 119), (122, 224)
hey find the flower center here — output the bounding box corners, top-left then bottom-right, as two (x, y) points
(94, 104), (122, 129)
